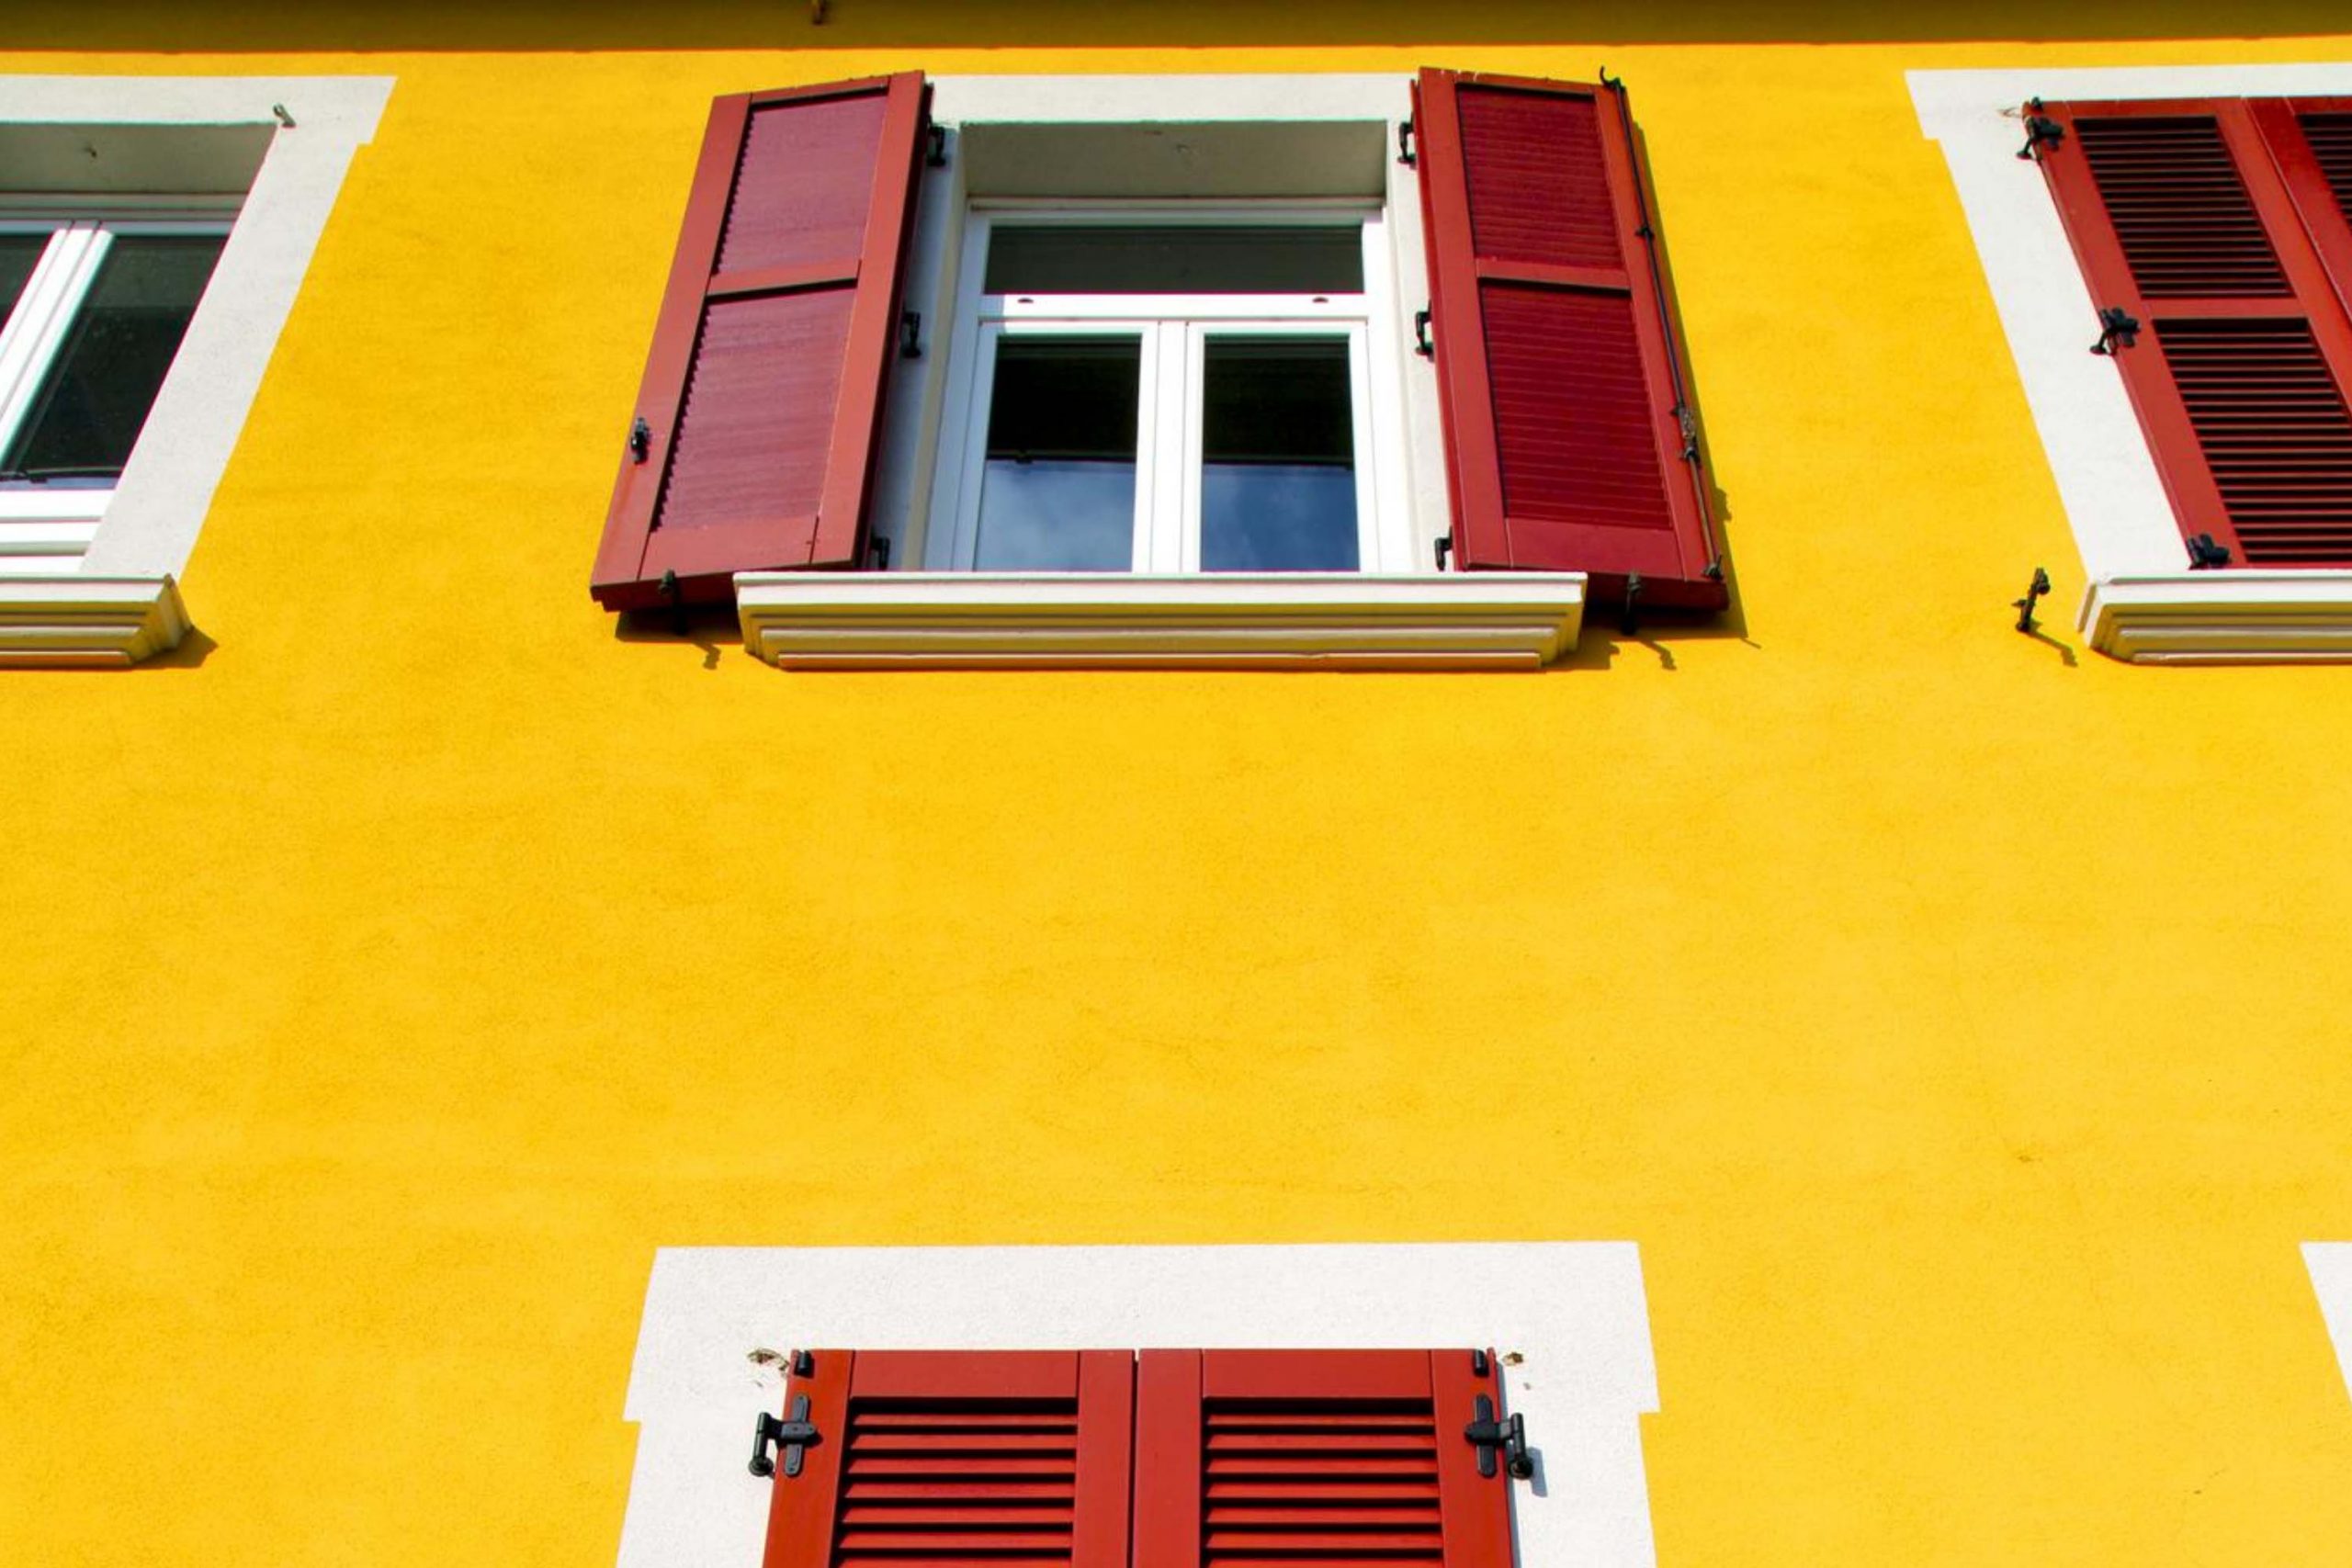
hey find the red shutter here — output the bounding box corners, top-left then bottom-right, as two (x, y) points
(1413, 68), (1724, 609)
(591, 73), (927, 611)
(1134, 1349), (1518, 1568)
(2039, 97), (2352, 566)
(758, 1349), (1135, 1568)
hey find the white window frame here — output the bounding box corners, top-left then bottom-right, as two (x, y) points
(615, 1243), (1664, 1568)
(927, 204), (1404, 576)
(0, 209), (236, 569)
(0, 75), (390, 667)
(733, 74), (1589, 671)
(1912, 63), (2352, 663)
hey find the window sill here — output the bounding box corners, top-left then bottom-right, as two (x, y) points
(2083, 572), (2352, 663)
(733, 570), (1588, 670)
(0, 573), (187, 666)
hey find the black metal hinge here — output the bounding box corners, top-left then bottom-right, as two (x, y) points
(1397, 119), (1416, 166)
(1464, 1393), (1532, 1481)
(926, 123), (948, 167)
(628, 417), (650, 464)
(2090, 307), (2141, 356)
(899, 310), (923, 358)
(2018, 99), (2065, 161)
(1414, 307), (1433, 357)
(750, 1393), (821, 1479)
(2187, 532), (2233, 570)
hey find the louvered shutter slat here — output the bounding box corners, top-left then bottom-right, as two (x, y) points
(591, 74), (926, 611)
(1136, 1350), (1517, 1568)
(2041, 96), (2352, 566)
(760, 1350), (1133, 1568)
(1415, 68), (1724, 608)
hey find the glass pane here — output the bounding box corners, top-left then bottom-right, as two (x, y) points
(974, 337), (1141, 571)
(985, 226), (1362, 294)
(3, 233), (226, 482)
(1199, 338), (1358, 572)
(0, 233), (46, 333)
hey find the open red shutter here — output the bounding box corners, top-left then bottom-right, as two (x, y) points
(591, 73), (927, 611)
(759, 1349), (1135, 1568)
(1135, 1349), (1517, 1568)
(1413, 68), (1724, 609)
(2039, 97), (2352, 567)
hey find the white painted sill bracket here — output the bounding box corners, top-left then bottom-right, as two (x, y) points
(0, 74), (390, 668)
(734, 570), (1589, 670)
(617, 1243), (1663, 1568)
(1912, 63), (2352, 664)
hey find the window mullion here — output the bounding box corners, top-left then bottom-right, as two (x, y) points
(0, 224), (108, 465)
(1140, 320), (1188, 573)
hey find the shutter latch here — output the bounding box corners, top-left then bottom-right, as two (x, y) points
(2017, 99), (2065, 161)
(2090, 307), (2141, 356)
(1464, 1393), (1533, 1481)
(751, 1394), (821, 1480)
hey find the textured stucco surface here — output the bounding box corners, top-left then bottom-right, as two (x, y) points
(5, 7), (2352, 1564)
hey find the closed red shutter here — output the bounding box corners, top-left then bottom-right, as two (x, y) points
(591, 73), (927, 611)
(1134, 1349), (1517, 1568)
(1413, 68), (1724, 609)
(758, 1349), (1136, 1568)
(2038, 97), (2352, 566)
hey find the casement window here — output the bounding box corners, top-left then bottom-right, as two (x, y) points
(746, 1348), (1523, 1568)
(588, 71), (1725, 669)
(1, 216), (231, 549)
(1917, 66), (2352, 660)
(0, 76), (390, 667)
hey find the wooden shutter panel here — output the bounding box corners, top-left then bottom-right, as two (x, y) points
(591, 73), (927, 611)
(1135, 1349), (1518, 1568)
(2038, 97), (2352, 566)
(759, 1349), (1136, 1568)
(1413, 68), (1724, 609)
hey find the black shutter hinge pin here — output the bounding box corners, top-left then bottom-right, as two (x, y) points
(899, 311), (922, 358)
(1414, 307), (1433, 357)
(2013, 567), (2051, 633)
(751, 1395), (821, 1479)
(628, 417), (651, 464)
(1434, 536), (1453, 570)
(2090, 307), (2140, 356)
(2018, 99), (2065, 161)
(926, 124), (948, 167)
(1397, 119), (1416, 166)
(1464, 1394), (1533, 1481)
(1620, 572), (1645, 637)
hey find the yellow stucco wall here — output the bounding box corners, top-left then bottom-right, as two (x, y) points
(6, 5), (2352, 1562)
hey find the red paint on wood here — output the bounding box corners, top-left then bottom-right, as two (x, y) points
(758, 1349), (1131, 1568)
(591, 73), (927, 611)
(2041, 97), (2352, 566)
(1416, 68), (1724, 608)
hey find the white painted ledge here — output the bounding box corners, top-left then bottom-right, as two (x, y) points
(2082, 572), (2352, 663)
(618, 1243), (1660, 1568)
(0, 574), (187, 666)
(734, 571), (1588, 670)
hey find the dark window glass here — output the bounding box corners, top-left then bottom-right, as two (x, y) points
(3, 234), (226, 482)
(985, 226), (1363, 294)
(1199, 338), (1358, 571)
(975, 337), (1141, 570)
(0, 233), (46, 333)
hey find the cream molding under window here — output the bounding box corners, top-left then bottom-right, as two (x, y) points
(1912, 63), (2352, 665)
(0, 74), (390, 668)
(735, 570), (1589, 670)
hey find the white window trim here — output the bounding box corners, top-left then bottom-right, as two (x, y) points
(616, 1243), (1662, 1568)
(731, 73), (1589, 671)
(0, 75), (391, 667)
(2309, 1244), (2352, 1408)
(1911, 63), (2352, 664)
